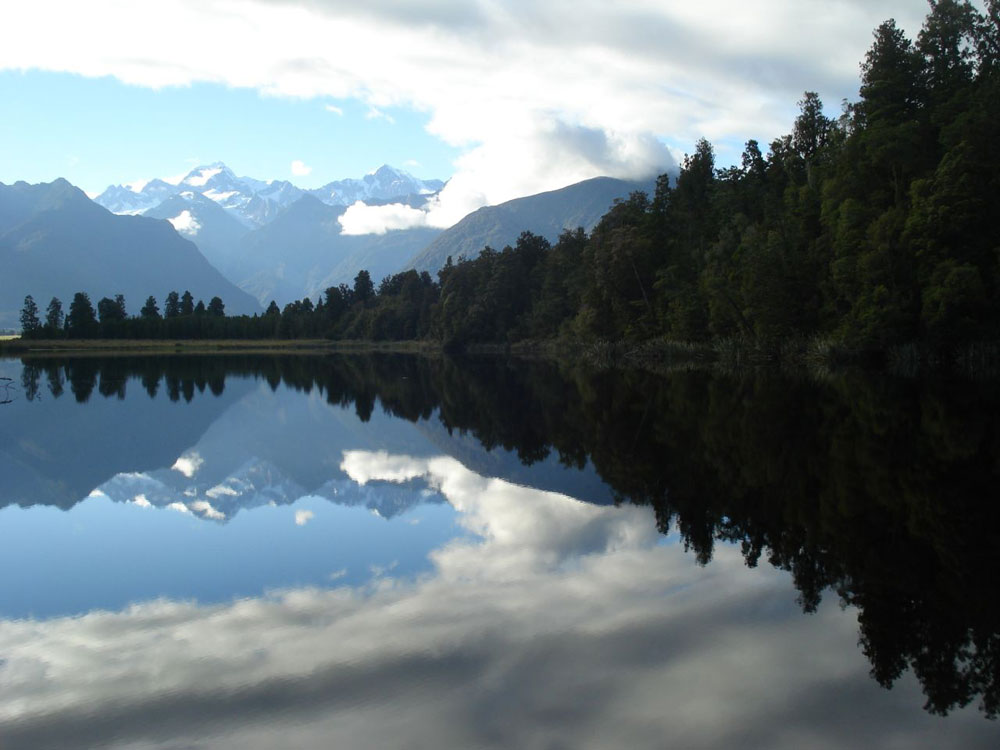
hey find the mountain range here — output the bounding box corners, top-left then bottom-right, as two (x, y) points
(0, 179), (260, 327)
(2, 163), (658, 324)
(94, 163), (445, 228)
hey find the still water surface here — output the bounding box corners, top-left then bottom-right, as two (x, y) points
(0, 354), (997, 748)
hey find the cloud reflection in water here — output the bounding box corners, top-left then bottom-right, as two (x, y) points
(0, 450), (993, 749)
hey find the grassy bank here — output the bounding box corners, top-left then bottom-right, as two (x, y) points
(0, 338), (440, 357)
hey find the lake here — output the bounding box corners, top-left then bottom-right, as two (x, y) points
(0, 353), (998, 749)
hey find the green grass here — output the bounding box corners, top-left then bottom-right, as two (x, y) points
(0, 337), (444, 357)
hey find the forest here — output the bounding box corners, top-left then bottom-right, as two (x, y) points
(18, 1), (1000, 363)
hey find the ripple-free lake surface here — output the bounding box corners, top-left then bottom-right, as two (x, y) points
(0, 354), (997, 748)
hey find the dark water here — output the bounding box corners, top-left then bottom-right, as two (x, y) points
(0, 354), (998, 749)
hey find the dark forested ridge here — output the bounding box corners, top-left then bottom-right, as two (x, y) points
(16, 2), (1000, 364)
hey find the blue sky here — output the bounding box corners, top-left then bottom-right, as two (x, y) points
(0, 0), (936, 228)
(0, 70), (460, 194)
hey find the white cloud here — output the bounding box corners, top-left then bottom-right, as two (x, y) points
(166, 501), (191, 514)
(340, 450), (431, 484)
(337, 201), (429, 235)
(171, 452), (204, 478)
(0, 0), (932, 232)
(167, 209), (201, 236)
(324, 103), (343, 115)
(294, 509), (315, 526)
(290, 159), (312, 176)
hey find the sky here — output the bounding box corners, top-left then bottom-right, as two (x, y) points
(0, 0), (938, 230)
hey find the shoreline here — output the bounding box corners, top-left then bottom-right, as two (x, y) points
(3, 336), (998, 379)
(0, 338), (440, 357)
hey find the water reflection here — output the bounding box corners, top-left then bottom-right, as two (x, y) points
(0, 353), (998, 746)
(1, 449), (994, 749)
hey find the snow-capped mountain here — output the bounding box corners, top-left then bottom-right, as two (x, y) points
(175, 163), (305, 227)
(94, 162), (445, 229)
(92, 178), (182, 215)
(308, 165), (444, 206)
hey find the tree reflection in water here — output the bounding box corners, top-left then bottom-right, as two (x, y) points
(12, 351), (1000, 717)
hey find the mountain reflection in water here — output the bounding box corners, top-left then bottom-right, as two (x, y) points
(0, 353), (997, 749)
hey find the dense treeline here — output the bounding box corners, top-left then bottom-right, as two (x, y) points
(18, 2), (1000, 357)
(16, 351), (1000, 716)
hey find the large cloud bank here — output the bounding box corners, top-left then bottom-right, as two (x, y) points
(1, 1), (931, 231)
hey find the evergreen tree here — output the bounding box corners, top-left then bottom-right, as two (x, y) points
(140, 296), (161, 319)
(45, 297), (63, 334)
(66, 292), (98, 338)
(164, 291), (180, 318)
(19, 295), (40, 337)
(208, 297), (225, 316)
(354, 270), (375, 305)
(97, 296), (126, 323)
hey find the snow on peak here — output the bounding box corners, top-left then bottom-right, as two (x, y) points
(94, 161), (444, 226)
(125, 178), (151, 193)
(367, 164), (402, 179)
(204, 189), (239, 203)
(183, 166), (225, 187)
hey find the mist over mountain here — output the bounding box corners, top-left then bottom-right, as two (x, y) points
(0, 178), (260, 326)
(405, 176), (655, 274)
